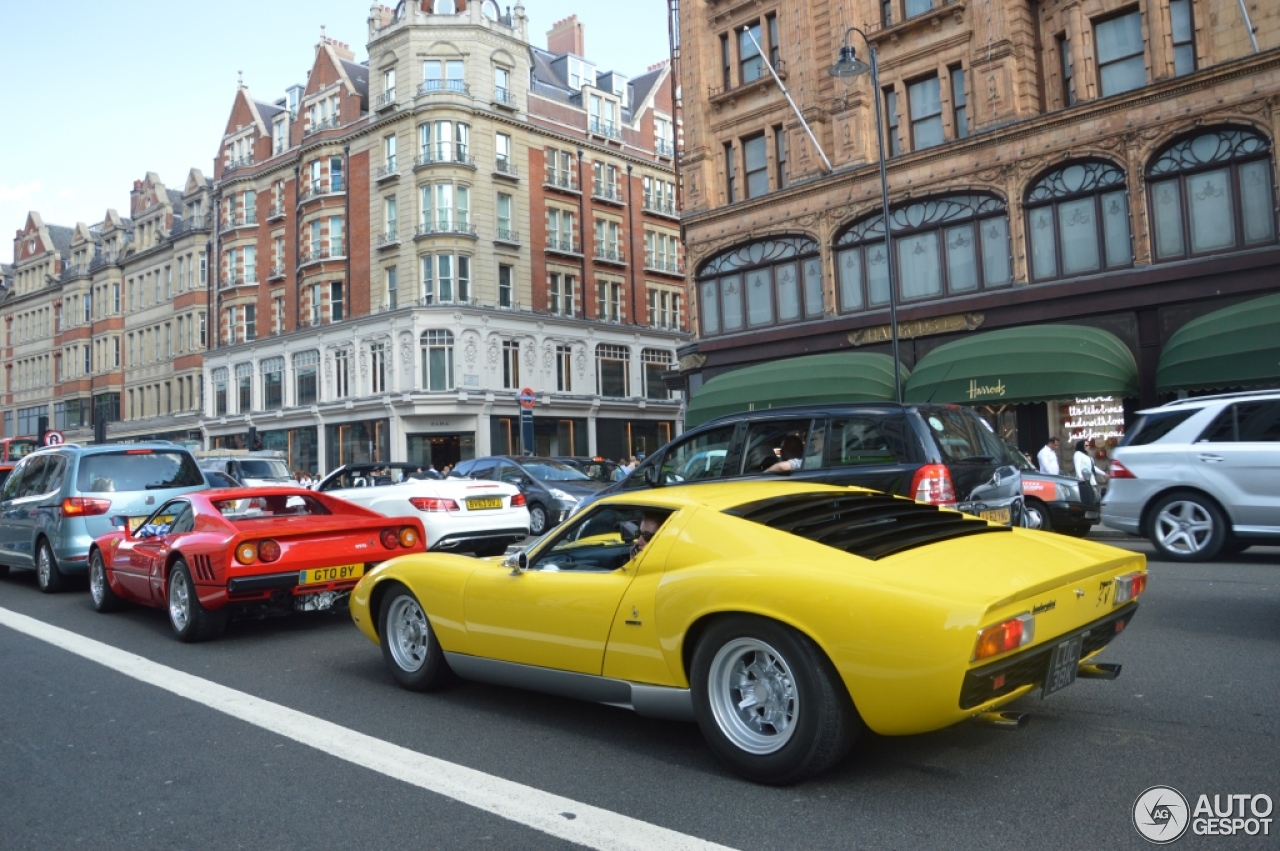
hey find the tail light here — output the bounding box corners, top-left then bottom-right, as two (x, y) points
(409, 497), (459, 512)
(1109, 459), (1135, 479)
(257, 540), (282, 562)
(398, 527), (419, 548)
(910, 464), (957, 507)
(380, 528), (400, 549)
(61, 497), (113, 517)
(235, 542), (258, 564)
(973, 613), (1036, 661)
(1114, 571), (1147, 605)
(511, 492), (526, 507)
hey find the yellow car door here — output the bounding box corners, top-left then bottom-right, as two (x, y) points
(462, 508), (647, 674)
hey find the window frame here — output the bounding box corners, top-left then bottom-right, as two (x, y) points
(1024, 159), (1134, 282)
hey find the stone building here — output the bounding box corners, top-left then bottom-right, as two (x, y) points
(675, 0), (1280, 452)
(202, 1), (686, 475)
(1, 173), (212, 447)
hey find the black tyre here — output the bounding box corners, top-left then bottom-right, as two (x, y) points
(690, 616), (860, 784)
(378, 585), (451, 691)
(1148, 492), (1226, 562)
(88, 548), (124, 613)
(35, 540), (68, 593)
(0, 565), (10, 579)
(527, 502), (550, 536)
(167, 561), (227, 642)
(1023, 499), (1052, 533)
(1060, 524), (1092, 538)
(1221, 539), (1252, 557)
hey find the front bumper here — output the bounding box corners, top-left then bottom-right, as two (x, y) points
(1046, 500), (1100, 528)
(959, 603), (1138, 710)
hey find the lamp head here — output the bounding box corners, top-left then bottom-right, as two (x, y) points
(829, 44), (871, 78)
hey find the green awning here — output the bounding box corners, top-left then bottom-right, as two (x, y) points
(685, 352), (907, 427)
(1157, 293), (1280, 393)
(903, 325), (1138, 404)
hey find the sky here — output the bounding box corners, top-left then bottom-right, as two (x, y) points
(0, 0), (673, 266)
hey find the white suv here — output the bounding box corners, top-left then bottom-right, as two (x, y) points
(1101, 390), (1280, 560)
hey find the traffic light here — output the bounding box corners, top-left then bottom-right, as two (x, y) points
(247, 426), (261, 451)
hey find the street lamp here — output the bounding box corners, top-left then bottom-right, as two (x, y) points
(830, 28), (902, 404)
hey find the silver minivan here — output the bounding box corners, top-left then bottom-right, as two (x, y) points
(1101, 390), (1280, 560)
(0, 443), (206, 591)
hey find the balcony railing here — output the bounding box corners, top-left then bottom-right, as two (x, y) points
(414, 147), (475, 168)
(300, 181), (344, 201)
(546, 237), (580, 255)
(419, 79), (469, 96)
(589, 117), (623, 140)
(377, 226), (400, 247)
(299, 247), (345, 266)
(544, 172), (579, 193)
(374, 90), (397, 111)
(495, 228), (521, 244)
(376, 160), (400, 181)
(494, 157), (519, 178)
(643, 198), (677, 217)
(220, 274), (245, 289)
(267, 202), (286, 220)
(172, 213), (211, 236)
(88, 252), (118, 271)
(225, 154), (255, 172)
(60, 264), (91, 282)
(594, 245), (626, 264)
(304, 115), (340, 136)
(493, 87), (516, 107)
(414, 221), (478, 238)
(268, 264), (285, 280)
(592, 183), (624, 204)
(655, 139), (674, 157)
(221, 211), (258, 232)
(645, 254), (684, 275)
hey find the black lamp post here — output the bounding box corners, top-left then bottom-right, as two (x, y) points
(830, 29), (902, 404)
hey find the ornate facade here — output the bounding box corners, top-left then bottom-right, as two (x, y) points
(676, 0), (1280, 446)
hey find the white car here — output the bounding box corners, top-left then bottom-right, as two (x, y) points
(315, 462), (529, 556)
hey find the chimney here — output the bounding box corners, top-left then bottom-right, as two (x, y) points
(547, 15), (584, 56)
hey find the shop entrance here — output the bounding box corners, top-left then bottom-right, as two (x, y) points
(407, 433), (474, 471)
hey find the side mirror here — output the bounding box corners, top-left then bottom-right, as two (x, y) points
(110, 515), (132, 537)
(507, 551), (529, 575)
(618, 521), (639, 543)
(643, 463), (663, 488)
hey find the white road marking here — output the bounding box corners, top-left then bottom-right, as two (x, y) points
(0, 606), (734, 851)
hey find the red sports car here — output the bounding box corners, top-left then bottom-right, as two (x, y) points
(88, 487), (426, 642)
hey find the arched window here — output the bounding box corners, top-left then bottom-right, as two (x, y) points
(834, 194), (1011, 313)
(432, 0), (458, 14)
(421, 330), (455, 391)
(1026, 160), (1133, 281)
(1146, 127), (1276, 261)
(695, 236), (822, 337)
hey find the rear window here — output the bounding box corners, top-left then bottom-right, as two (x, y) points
(77, 450), (204, 493)
(521, 460), (592, 482)
(1197, 401), (1280, 443)
(239, 459), (292, 478)
(1121, 409), (1198, 446)
(918, 407), (1010, 463)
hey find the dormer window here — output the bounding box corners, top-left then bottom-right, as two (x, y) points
(273, 117), (287, 155)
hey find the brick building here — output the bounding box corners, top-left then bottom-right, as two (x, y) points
(202, 1), (687, 475)
(1, 174), (212, 448)
(675, 0), (1280, 453)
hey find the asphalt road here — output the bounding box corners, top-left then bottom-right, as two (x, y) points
(1, 535), (1277, 851)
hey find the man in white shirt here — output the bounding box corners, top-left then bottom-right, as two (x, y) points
(1037, 436), (1062, 475)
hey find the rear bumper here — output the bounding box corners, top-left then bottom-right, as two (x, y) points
(432, 528), (528, 551)
(959, 603), (1138, 710)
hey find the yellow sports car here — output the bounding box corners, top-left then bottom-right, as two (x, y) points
(349, 480), (1146, 783)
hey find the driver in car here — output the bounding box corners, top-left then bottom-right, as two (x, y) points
(629, 512), (666, 561)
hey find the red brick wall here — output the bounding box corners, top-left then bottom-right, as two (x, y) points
(348, 149), (371, 317)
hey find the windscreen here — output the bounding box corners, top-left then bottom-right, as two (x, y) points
(918, 407), (1012, 463)
(522, 460), (592, 482)
(213, 494), (334, 520)
(239, 459), (292, 479)
(77, 451), (204, 492)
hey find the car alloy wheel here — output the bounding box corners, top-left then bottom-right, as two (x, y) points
(36, 541), (66, 593)
(89, 549), (123, 613)
(169, 569), (192, 634)
(707, 637), (799, 755)
(167, 561), (227, 642)
(1024, 500), (1050, 532)
(527, 503), (548, 536)
(1151, 493), (1225, 562)
(386, 595), (430, 673)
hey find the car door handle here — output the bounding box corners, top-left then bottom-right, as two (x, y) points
(1197, 454), (1225, 463)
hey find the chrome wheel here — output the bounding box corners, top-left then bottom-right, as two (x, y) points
(169, 569), (191, 633)
(386, 595), (430, 673)
(1153, 499), (1217, 557)
(1024, 502), (1048, 531)
(89, 553), (106, 605)
(706, 637), (798, 755)
(37, 546), (52, 587)
(528, 504), (548, 536)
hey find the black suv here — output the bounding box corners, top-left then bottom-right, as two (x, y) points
(584, 404), (1024, 524)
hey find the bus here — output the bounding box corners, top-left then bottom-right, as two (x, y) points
(0, 437), (41, 463)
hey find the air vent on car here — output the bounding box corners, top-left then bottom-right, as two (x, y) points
(725, 491), (1010, 560)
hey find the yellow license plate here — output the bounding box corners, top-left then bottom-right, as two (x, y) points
(466, 498), (503, 510)
(299, 563), (365, 585)
(980, 507), (1012, 525)
(130, 515), (174, 532)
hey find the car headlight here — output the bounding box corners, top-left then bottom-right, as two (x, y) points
(1057, 481), (1081, 502)
(549, 488), (577, 503)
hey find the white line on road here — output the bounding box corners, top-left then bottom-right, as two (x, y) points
(0, 606), (735, 851)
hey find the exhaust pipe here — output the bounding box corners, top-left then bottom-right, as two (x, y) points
(973, 710), (1029, 730)
(1077, 662), (1122, 680)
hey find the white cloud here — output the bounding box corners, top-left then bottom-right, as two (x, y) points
(0, 180), (43, 203)
(58, 187), (76, 199)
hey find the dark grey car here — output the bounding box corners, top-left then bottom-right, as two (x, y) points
(451, 456), (608, 535)
(577, 404), (1024, 523)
